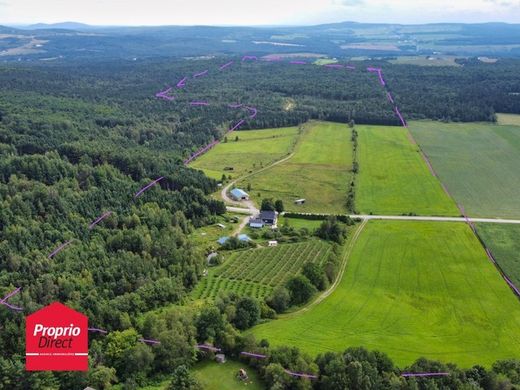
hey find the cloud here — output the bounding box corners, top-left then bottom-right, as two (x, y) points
(483, 0), (520, 6)
(333, 0), (365, 7)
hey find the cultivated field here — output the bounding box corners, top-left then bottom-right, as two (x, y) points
(251, 221), (520, 367)
(238, 121), (352, 214)
(477, 223), (520, 287)
(190, 126), (299, 180)
(497, 113), (520, 126)
(192, 240), (332, 300)
(356, 125), (458, 216)
(410, 121), (520, 218)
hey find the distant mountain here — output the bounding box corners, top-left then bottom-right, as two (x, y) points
(24, 22), (95, 30)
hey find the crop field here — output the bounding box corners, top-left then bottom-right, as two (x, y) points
(251, 221), (520, 367)
(356, 125), (458, 216)
(497, 113), (520, 126)
(410, 121), (520, 218)
(190, 126), (299, 180)
(192, 240), (331, 300)
(477, 223), (520, 288)
(238, 121), (352, 214)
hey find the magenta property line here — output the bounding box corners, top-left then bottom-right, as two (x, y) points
(284, 369), (318, 379)
(0, 287), (23, 311)
(242, 55), (258, 61)
(324, 64), (344, 69)
(134, 177), (164, 198)
(394, 106), (408, 127)
(228, 103), (243, 108)
(88, 327), (108, 334)
(219, 61), (234, 70)
(193, 70), (208, 78)
(402, 372), (450, 377)
(196, 344), (221, 352)
(245, 106), (257, 119)
(387, 92), (394, 104)
(289, 60), (307, 65)
(139, 338), (161, 345)
(176, 77), (187, 88)
(229, 119), (245, 132)
(346, 65), (356, 70)
(155, 86), (172, 97)
(88, 211), (113, 230)
(240, 351), (267, 359)
(189, 101), (210, 106)
(504, 275), (520, 296)
(48, 240), (74, 259)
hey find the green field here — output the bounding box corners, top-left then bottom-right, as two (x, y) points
(497, 113), (520, 126)
(356, 125), (458, 216)
(190, 126), (299, 180)
(193, 360), (264, 390)
(410, 121), (520, 218)
(251, 221), (520, 367)
(238, 121), (352, 214)
(477, 223), (520, 288)
(192, 240), (331, 300)
(389, 55), (461, 67)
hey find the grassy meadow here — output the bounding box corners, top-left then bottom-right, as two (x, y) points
(496, 113), (520, 126)
(238, 121), (352, 214)
(356, 125), (458, 216)
(190, 126), (299, 180)
(193, 360), (264, 390)
(251, 221), (520, 367)
(410, 121), (520, 218)
(477, 223), (520, 288)
(192, 239), (331, 300)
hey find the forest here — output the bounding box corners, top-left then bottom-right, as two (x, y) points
(1, 57), (520, 388)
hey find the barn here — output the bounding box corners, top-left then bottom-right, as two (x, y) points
(230, 188), (249, 201)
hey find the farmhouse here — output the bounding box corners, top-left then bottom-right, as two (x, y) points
(294, 198), (306, 205)
(249, 218), (264, 228)
(230, 188), (249, 201)
(259, 210), (278, 225)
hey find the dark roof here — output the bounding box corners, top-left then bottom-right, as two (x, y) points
(259, 210), (277, 220)
(250, 218), (264, 225)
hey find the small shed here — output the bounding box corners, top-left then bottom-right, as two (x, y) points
(249, 218), (264, 228)
(294, 198), (306, 205)
(268, 240), (278, 247)
(238, 234), (251, 242)
(230, 188), (249, 201)
(217, 236), (230, 245)
(215, 353), (226, 364)
(217, 223), (226, 229)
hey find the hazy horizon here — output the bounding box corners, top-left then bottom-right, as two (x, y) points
(1, 0), (519, 26)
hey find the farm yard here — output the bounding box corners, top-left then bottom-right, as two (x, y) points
(251, 220), (520, 367)
(356, 125), (458, 216)
(192, 239), (332, 300)
(477, 223), (520, 288)
(410, 120), (520, 218)
(238, 121), (353, 214)
(189, 126), (299, 180)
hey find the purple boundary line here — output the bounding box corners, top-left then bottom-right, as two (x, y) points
(176, 77), (187, 88)
(196, 344), (221, 352)
(324, 64), (344, 69)
(219, 61), (234, 70)
(139, 338), (161, 345)
(0, 287), (23, 311)
(402, 372), (450, 377)
(289, 60), (307, 65)
(193, 70), (208, 78)
(190, 101), (209, 106)
(134, 177), (164, 198)
(48, 240), (74, 259)
(242, 55), (258, 62)
(88, 211), (113, 230)
(88, 327), (108, 334)
(240, 351), (267, 358)
(284, 369), (318, 379)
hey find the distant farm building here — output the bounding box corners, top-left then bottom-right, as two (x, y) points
(217, 236), (229, 245)
(294, 198), (306, 205)
(238, 234), (252, 242)
(249, 218), (264, 228)
(268, 240), (278, 247)
(230, 188), (249, 201)
(259, 210), (278, 225)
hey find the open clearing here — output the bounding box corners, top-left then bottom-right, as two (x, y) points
(497, 113), (520, 126)
(356, 125), (458, 216)
(477, 223), (520, 288)
(190, 126), (299, 180)
(193, 360), (264, 390)
(410, 121), (520, 218)
(251, 221), (520, 367)
(192, 239), (331, 300)
(238, 121), (352, 214)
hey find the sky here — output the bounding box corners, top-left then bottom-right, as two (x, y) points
(1, 0), (519, 26)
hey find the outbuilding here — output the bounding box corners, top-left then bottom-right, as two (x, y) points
(294, 198), (306, 205)
(268, 240), (278, 247)
(230, 188), (249, 201)
(249, 218), (264, 228)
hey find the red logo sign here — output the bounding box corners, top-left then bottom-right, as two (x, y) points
(26, 302), (88, 371)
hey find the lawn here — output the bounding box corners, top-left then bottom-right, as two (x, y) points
(410, 120), (520, 218)
(192, 239), (332, 300)
(356, 125), (458, 216)
(189, 214), (242, 251)
(189, 126), (299, 180)
(193, 360), (265, 390)
(497, 113), (520, 126)
(251, 221), (520, 367)
(238, 121), (352, 214)
(477, 223), (520, 288)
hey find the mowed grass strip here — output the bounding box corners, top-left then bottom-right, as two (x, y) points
(356, 125), (458, 216)
(251, 221), (520, 367)
(410, 120), (520, 218)
(239, 121), (352, 214)
(193, 360), (265, 390)
(477, 223), (520, 288)
(190, 127), (299, 180)
(193, 240), (331, 300)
